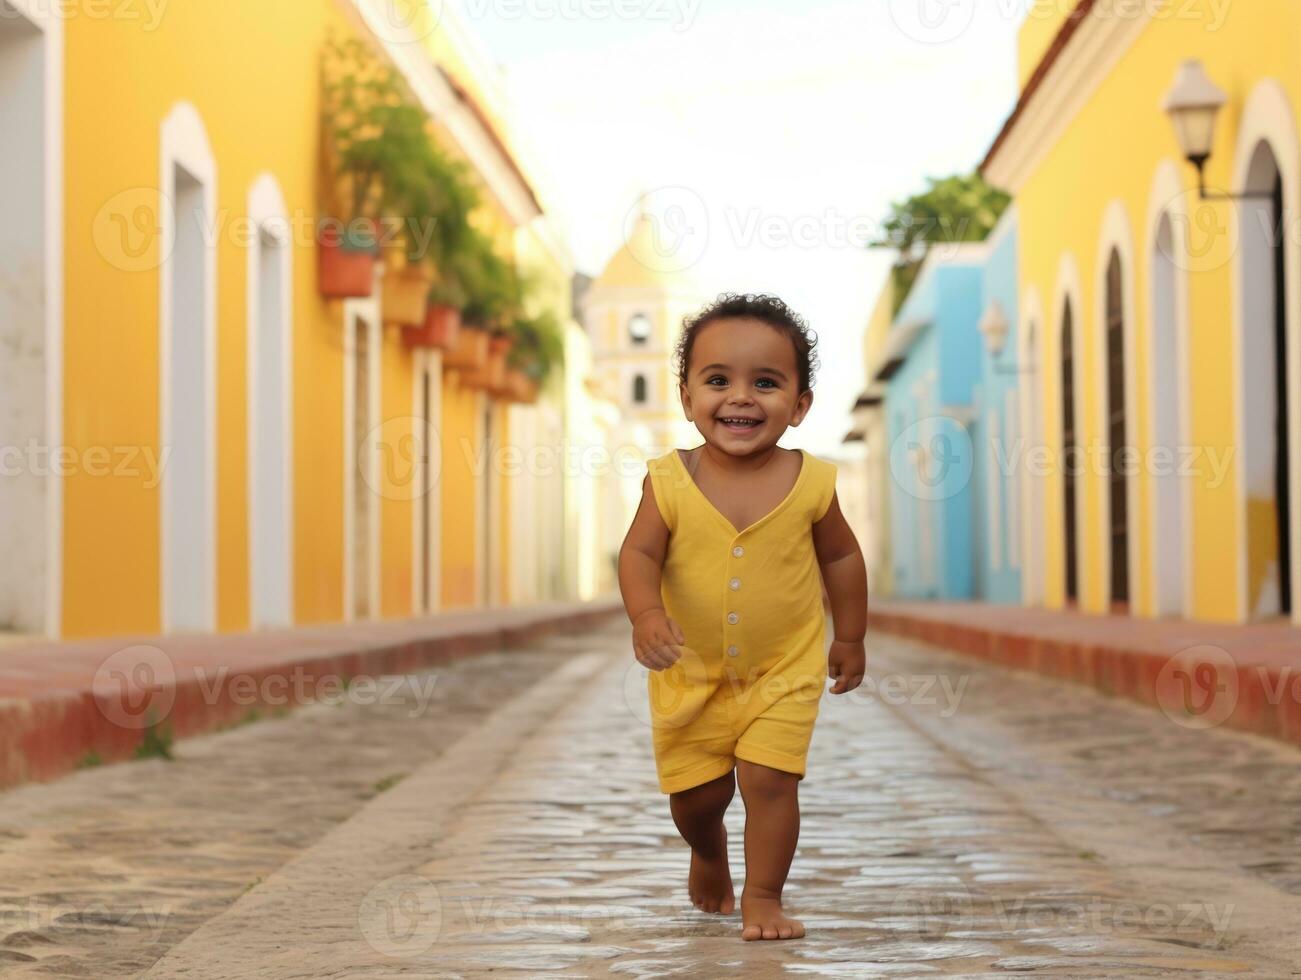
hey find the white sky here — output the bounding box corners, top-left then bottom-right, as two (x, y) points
(451, 0), (1026, 456)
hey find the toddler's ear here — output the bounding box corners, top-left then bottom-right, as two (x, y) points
(789, 389), (814, 426)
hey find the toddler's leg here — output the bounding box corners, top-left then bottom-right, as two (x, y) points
(735, 760), (805, 940)
(668, 771), (736, 914)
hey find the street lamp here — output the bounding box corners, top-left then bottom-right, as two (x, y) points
(1162, 59), (1270, 201)
(978, 299), (1009, 356)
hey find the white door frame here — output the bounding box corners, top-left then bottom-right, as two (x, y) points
(342, 280), (382, 621)
(1018, 287), (1045, 606)
(159, 102), (217, 633)
(1231, 80), (1301, 624)
(1094, 200), (1140, 612)
(1143, 159), (1194, 619)
(1052, 253), (1086, 608)
(246, 174), (294, 627)
(411, 348), (443, 614)
(0, 2), (61, 636)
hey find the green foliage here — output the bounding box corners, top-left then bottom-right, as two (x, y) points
(506, 308), (566, 385)
(870, 172), (1011, 313)
(322, 31), (479, 266)
(134, 713), (174, 761)
(76, 750), (103, 770)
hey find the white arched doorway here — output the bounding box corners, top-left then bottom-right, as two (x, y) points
(160, 103), (217, 633)
(247, 175), (294, 628)
(1145, 160), (1193, 618)
(0, 2), (62, 636)
(1053, 254), (1085, 608)
(1095, 201), (1139, 613)
(1019, 287), (1046, 605)
(1233, 81), (1301, 622)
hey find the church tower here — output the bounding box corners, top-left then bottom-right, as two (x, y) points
(581, 210), (707, 456)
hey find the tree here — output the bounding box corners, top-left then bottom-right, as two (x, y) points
(870, 172), (1011, 313)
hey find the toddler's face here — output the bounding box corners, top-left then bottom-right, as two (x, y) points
(678, 317), (813, 456)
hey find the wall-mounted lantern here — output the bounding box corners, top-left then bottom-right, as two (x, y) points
(1162, 59), (1271, 202)
(978, 299), (1009, 356)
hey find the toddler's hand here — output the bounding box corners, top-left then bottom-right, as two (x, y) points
(827, 639), (866, 694)
(632, 609), (686, 671)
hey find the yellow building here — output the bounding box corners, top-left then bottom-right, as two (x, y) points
(983, 0), (1300, 624)
(0, 0), (575, 639)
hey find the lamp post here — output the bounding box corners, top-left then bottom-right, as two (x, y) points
(1162, 59), (1271, 202)
(978, 299), (1009, 356)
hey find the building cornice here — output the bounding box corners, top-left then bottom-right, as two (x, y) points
(981, 1), (1153, 192)
(343, 0), (544, 227)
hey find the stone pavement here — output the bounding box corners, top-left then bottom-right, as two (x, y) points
(4, 618), (1301, 977)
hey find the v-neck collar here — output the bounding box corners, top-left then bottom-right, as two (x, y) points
(672, 446), (809, 539)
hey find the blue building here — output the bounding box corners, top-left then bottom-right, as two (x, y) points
(971, 210), (1024, 604)
(875, 209), (1022, 603)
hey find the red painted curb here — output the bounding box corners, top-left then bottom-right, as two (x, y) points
(0, 601), (625, 792)
(868, 607), (1301, 751)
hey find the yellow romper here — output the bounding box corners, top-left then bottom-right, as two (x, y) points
(644, 446), (838, 794)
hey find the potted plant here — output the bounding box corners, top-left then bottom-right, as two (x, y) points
(319, 30), (465, 312)
(504, 308), (565, 398)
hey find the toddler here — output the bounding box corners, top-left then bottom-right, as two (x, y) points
(618, 293), (869, 941)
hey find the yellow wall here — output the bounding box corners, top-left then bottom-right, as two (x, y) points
(1017, 1), (1077, 89)
(63, 2), (534, 637)
(1012, 0), (1299, 621)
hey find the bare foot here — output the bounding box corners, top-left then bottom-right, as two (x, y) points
(687, 829), (735, 914)
(741, 890), (804, 940)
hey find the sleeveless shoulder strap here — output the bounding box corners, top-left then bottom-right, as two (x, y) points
(808, 452), (839, 523)
(646, 451), (680, 532)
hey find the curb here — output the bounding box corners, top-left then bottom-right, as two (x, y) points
(869, 607), (1301, 749)
(0, 599), (625, 792)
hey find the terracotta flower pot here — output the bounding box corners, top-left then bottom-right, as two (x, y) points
(382, 265), (435, 327)
(465, 344), (507, 392)
(318, 219), (378, 298)
(403, 303), (462, 350)
(443, 325), (489, 371)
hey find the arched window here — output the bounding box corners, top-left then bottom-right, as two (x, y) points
(1104, 249), (1130, 606)
(1061, 299), (1078, 605)
(628, 313), (652, 345)
(632, 373), (648, 404)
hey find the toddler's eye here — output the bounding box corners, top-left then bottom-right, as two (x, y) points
(707, 376), (727, 386)
(756, 378), (778, 389)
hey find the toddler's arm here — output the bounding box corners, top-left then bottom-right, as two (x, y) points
(812, 490), (868, 694)
(618, 475), (686, 670)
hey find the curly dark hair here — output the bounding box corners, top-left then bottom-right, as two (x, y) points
(673, 293), (819, 394)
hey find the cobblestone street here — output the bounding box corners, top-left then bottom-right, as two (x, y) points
(3, 617), (1301, 977)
